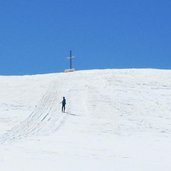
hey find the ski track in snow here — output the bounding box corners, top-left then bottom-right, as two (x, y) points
(0, 81), (69, 143)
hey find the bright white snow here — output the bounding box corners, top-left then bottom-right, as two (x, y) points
(0, 69), (171, 171)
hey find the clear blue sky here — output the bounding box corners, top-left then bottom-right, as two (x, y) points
(0, 0), (171, 75)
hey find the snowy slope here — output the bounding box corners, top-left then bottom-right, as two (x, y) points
(0, 69), (171, 171)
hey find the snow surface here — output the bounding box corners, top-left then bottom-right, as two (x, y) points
(0, 69), (171, 171)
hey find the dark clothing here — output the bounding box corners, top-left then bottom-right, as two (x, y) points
(62, 98), (66, 105)
(62, 98), (66, 112)
(62, 105), (65, 113)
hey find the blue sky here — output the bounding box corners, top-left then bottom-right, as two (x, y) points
(0, 0), (171, 75)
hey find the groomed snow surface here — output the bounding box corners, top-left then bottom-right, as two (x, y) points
(0, 69), (171, 171)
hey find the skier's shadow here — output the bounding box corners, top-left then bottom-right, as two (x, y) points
(65, 112), (79, 116)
